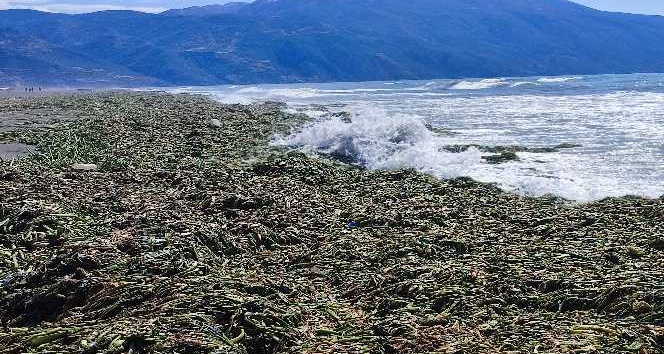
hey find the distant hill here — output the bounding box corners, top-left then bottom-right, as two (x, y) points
(1, 0), (664, 87)
(162, 3), (248, 17)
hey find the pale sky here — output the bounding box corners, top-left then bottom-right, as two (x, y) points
(0, 0), (245, 13)
(0, 0), (662, 15)
(574, 0), (663, 15)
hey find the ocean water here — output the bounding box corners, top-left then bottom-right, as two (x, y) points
(165, 73), (664, 202)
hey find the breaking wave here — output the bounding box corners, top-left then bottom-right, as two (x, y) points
(537, 76), (583, 83)
(162, 73), (664, 202)
(273, 103), (664, 202)
(510, 81), (537, 88)
(449, 78), (508, 90)
(236, 87), (327, 98)
(273, 106), (484, 175)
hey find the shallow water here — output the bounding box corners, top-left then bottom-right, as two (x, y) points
(163, 73), (664, 202)
(0, 143), (34, 160)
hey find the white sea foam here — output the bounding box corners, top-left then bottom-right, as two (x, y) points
(170, 86), (334, 104)
(510, 81), (537, 87)
(273, 106), (484, 176)
(537, 76), (583, 83)
(274, 91), (664, 202)
(449, 78), (508, 90)
(274, 106), (597, 199)
(240, 87), (326, 98)
(161, 74), (664, 202)
(162, 87), (195, 95)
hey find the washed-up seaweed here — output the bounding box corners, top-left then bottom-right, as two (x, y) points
(0, 93), (662, 353)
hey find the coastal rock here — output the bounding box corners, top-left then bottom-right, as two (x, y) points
(483, 151), (520, 164)
(0, 143), (34, 160)
(331, 111), (353, 123)
(71, 163), (98, 171)
(208, 118), (222, 127)
(442, 143), (577, 155)
(425, 123), (457, 136)
(555, 143), (582, 149)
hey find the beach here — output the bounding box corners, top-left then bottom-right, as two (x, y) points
(0, 92), (662, 353)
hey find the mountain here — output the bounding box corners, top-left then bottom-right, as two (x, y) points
(1, 0), (664, 87)
(162, 3), (248, 17)
(0, 21), (160, 87)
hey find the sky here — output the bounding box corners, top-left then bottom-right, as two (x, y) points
(0, 0), (244, 13)
(0, 0), (662, 15)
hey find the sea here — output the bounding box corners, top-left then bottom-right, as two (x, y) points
(162, 73), (664, 202)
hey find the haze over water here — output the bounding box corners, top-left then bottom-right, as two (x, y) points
(166, 73), (664, 202)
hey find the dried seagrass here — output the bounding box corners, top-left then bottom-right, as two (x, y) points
(0, 93), (662, 353)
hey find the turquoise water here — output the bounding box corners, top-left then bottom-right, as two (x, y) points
(165, 73), (664, 202)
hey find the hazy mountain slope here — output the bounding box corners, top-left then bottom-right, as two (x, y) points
(0, 21), (160, 86)
(162, 3), (248, 17)
(1, 0), (664, 86)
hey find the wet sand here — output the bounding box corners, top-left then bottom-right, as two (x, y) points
(0, 88), (96, 98)
(0, 143), (34, 160)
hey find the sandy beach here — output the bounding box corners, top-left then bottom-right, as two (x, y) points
(0, 93), (662, 353)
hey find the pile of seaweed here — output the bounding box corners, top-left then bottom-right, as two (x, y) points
(0, 93), (662, 353)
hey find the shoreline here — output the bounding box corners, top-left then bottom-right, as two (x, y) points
(3, 90), (661, 204)
(0, 88), (86, 98)
(0, 88), (127, 99)
(1, 93), (662, 353)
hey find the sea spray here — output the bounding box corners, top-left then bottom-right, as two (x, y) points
(449, 78), (508, 90)
(537, 76), (584, 83)
(273, 102), (663, 202)
(171, 73), (664, 201)
(273, 106), (484, 176)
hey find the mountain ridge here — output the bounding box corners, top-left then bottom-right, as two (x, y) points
(1, 0), (664, 86)
(162, 3), (249, 17)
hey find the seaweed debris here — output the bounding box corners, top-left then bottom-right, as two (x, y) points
(443, 143), (583, 155)
(1, 93), (662, 353)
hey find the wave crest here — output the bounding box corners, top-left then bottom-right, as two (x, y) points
(537, 76), (583, 83)
(272, 103), (664, 202)
(449, 78), (508, 90)
(273, 106), (483, 175)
